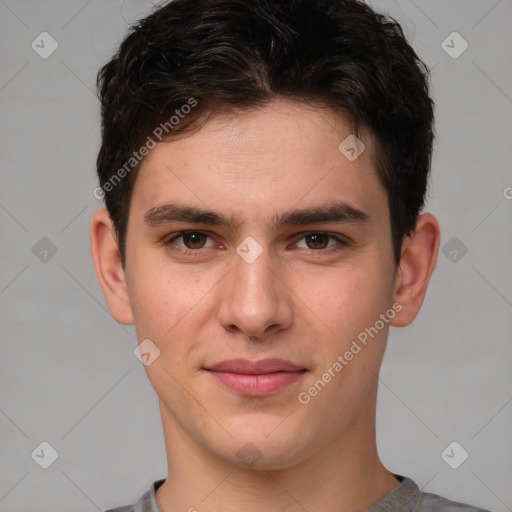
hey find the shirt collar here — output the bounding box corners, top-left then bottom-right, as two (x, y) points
(367, 475), (420, 511)
(139, 474), (420, 512)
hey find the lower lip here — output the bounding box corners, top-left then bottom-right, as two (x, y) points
(207, 370), (306, 396)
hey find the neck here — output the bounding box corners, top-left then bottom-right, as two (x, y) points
(156, 388), (399, 512)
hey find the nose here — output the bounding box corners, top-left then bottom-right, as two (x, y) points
(217, 243), (293, 340)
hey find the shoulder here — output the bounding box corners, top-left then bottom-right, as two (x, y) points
(370, 475), (492, 512)
(103, 479), (165, 512)
(414, 490), (492, 512)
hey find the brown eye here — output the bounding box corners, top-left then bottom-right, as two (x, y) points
(305, 233), (330, 249)
(182, 232), (207, 249)
(294, 232), (348, 253)
(163, 231), (217, 254)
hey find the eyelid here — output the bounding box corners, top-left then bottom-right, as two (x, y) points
(290, 232), (350, 254)
(163, 230), (218, 247)
(163, 230), (350, 253)
(291, 230), (351, 245)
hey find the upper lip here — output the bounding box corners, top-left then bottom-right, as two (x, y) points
(205, 358), (306, 374)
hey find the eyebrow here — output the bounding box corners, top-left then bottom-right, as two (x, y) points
(144, 201), (370, 231)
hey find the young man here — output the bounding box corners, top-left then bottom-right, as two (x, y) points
(90, 1), (490, 511)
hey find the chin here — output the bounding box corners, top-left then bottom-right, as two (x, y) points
(215, 424), (312, 472)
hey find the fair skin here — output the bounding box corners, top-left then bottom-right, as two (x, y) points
(91, 99), (440, 512)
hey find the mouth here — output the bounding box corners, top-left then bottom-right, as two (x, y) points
(204, 358), (308, 396)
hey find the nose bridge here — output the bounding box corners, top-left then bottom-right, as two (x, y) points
(233, 241), (277, 308)
(218, 239), (292, 338)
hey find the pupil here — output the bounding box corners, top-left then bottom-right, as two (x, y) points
(308, 233), (328, 249)
(185, 233), (205, 248)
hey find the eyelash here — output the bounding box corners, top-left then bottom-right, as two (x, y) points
(163, 231), (349, 256)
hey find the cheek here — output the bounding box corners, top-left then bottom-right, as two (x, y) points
(128, 272), (169, 339)
(296, 264), (390, 340)
(127, 256), (220, 346)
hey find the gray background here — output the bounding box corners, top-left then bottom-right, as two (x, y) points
(1, 0), (511, 510)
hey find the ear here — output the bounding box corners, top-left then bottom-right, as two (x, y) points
(390, 213), (440, 327)
(90, 208), (134, 325)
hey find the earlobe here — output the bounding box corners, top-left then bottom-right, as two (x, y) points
(90, 208), (134, 325)
(390, 213), (440, 327)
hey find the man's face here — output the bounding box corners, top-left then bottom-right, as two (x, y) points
(124, 99), (399, 469)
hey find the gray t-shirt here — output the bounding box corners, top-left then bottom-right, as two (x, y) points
(104, 475), (492, 512)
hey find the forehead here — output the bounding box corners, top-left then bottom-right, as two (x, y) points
(131, 99), (385, 224)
